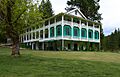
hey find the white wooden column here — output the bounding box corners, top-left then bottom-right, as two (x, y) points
(43, 23), (45, 51)
(54, 18), (56, 38)
(79, 20), (81, 40)
(32, 43), (34, 50)
(39, 29), (40, 39)
(87, 22), (89, 40)
(93, 24), (95, 41)
(48, 20), (50, 38)
(62, 15), (64, 51)
(43, 24), (45, 40)
(99, 25), (101, 50)
(71, 17), (73, 39)
(31, 31), (33, 40)
(47, 28), (50, 39)
(26, 33), (27, 41)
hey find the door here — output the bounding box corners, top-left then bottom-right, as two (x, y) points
(74, 44), (78, 51)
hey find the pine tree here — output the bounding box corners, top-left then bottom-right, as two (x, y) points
(39, 0), (54, 19)
(66, 0), (102, 21)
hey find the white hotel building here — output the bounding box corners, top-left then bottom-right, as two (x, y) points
(21, 7), (101, 51)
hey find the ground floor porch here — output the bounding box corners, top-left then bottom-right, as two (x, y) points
(21, 40), (100, 51)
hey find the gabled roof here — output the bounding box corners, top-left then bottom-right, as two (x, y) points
(66, 7), (87, 19)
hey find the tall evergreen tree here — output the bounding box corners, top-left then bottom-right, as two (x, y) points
(103, 28), (120, 51)
(66, 0), (102, 21)
(39, 0), (54, 19)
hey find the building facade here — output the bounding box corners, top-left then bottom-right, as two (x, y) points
(21, 8), (101, 51)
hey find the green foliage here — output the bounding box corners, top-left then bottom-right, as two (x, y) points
(0, 0), (43, 39)
(66, 0), (102, 21)
(39, 0), (54, 19)
(103, 29), (120, 51)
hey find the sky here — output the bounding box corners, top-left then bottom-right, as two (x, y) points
(50, 0), (120, 36)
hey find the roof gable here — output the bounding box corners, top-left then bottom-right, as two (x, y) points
(66, 7), (87, 19)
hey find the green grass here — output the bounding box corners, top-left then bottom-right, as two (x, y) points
(0, 47), (120, 77)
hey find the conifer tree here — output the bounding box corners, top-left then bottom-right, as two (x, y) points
(39, 0), (54, 19)
(66, 0), (102, 21)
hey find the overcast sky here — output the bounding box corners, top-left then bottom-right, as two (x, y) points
(50, 0), (120, 36)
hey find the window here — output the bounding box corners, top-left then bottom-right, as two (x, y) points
(45, 29), (48, 38)
(64, 25), (71, 36)
(40, 30), (43, 39)
(81, 28), (87, 38)
(33, 32), (35, 39)
(24, 35), (26, 40)
(56, 25), (62, 36)
(66, 27), (70, 35)
(75, 10), (77, 15)
(36, 31), (39, 39)
(95, 31), (99, 39)
(88, 29), (93, 39)
(50, 27), (54, 37)
(73, 27), (79, 37)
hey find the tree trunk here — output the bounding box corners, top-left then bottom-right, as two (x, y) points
(11, 39), (20, 56)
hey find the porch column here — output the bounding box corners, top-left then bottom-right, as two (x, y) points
(48, 27), (50, 38)
(36, 42), (39, 50)
(43, 24), (45, 40)
(62, 40), (64, 51)
(93, 24), (95, 41)
(42, 42), (44, 50)
(62, 15), (64, 50)
(32, 42), (34, 50)
(48, 20), (50, 38)
(31, 32), (33, 40)
(71, 17), (73, 39)
(87, 22), (88, 40)
(79, 20), (81, 40)
(99, 25), (101, 51)
(54, 18), (56, 37)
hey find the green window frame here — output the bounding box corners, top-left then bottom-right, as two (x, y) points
(95, 31), (99, 39)
(56, 25), (62, 36)
(50, 27), (54, 37)
(73, 27), (80, 37)
(81, 28), (87, 38)
(64, 25), (71, 36)
(88, 29), (93, 39)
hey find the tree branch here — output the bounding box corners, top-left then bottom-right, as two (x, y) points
(13, 8), (27, 24)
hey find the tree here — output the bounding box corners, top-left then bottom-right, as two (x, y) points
(39, 0), (54, 19)
(103, 28), (120, 51)
(66, 0), (102, 21)
(0, 0), (42, 56)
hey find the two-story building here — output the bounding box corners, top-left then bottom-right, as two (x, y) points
(21, 7), (101, 51)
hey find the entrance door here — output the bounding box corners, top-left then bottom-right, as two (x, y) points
(68, 44), (71, 50)
(74, 44), (78, 51)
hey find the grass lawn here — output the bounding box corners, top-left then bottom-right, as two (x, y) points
(0, 47), (120, 77)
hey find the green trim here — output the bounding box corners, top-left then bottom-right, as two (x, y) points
(64, 25), (72, 36)
(88, 29), (93, 39)
(50, 27), (54, 37)
(73, 26), (80, 38)
(81, 28), (87, 38)
(56, 25), (62, 36)
(95, 30), (99, 39)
